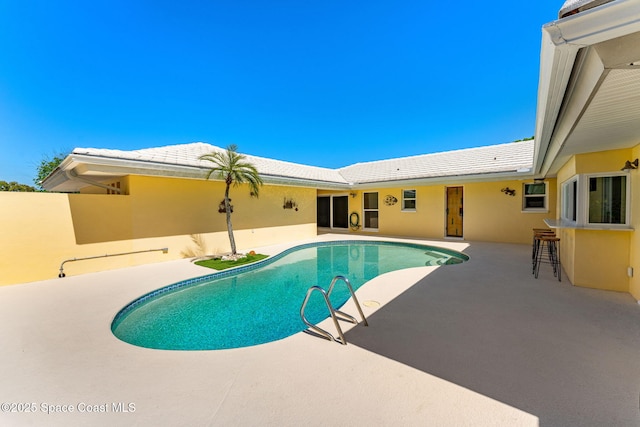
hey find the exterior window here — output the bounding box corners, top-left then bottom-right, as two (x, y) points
(522, 182), (547, 211)
(588, 175), (627, 225)
(561, 173), (629, 226)
(363, 192), (379, 230)
(402, 189), (416, 211)
(562, 178), (578, 223)
(317, 196), (330, 227)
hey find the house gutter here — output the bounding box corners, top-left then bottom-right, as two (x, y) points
(349, 169), (535, 190)
(42, 153), (352, 192)
(533, 0), (640, 176)
(64, 169), (122, 193)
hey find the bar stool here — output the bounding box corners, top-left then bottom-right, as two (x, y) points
(532, 228), (554, 274)
(534, 234), (561, 281)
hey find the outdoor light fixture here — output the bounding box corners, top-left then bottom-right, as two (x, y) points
(501, 187), (516, 196)
(621, 159), (639, 171)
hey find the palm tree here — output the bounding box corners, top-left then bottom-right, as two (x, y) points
(199, 145), (263, 255)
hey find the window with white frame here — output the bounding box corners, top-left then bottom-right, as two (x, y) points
(522, 182), (547, 211)
(363, 192), (379, 230)
(560, 173), (629, 226)
(402, 189), (416, 211)
(562, 177), (578, 223)
(588, 174), (627, 225)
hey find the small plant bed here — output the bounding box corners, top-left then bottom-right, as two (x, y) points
(195, 252), (269, 271)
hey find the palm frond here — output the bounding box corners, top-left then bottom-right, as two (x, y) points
(199, 145), (263, 194)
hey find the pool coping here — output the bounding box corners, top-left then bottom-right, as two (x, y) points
(111, 239), (469, 335)
(2, 234), (639, 426)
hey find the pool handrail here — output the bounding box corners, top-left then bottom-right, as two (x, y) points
(300, 285), (347, 345)
(327, 275), (369, 327)
(299, 275), (369, 345)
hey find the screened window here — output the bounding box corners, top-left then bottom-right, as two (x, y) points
(363, 192), (379, 230)
(402, 189), (416, 211)
(522, 182), (547, 211)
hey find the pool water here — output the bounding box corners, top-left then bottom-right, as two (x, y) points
(111, 241), (467, 350)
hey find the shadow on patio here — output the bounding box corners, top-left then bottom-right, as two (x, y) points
(344, 242), (640, 427)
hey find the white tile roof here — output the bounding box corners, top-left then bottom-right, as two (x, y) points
(338, 140), (534, 184)
(73, 142), (349, 185)
(72, 140), (534, 187)
(559, 0), (613, 18)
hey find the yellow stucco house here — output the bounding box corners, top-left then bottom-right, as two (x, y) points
(2, 139), (551, 285)
(534, 0), (640, 300)
(2, 0), (640, 303)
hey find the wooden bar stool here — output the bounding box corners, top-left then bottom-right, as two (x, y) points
(534, 234), (561, 281)
(532, 228), (554, 274)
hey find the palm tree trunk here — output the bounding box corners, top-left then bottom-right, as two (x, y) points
(224, 184), (237, 255)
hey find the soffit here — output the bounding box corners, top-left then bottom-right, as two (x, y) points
(566, 68), (640, 152)
(547, 32), (640, 173)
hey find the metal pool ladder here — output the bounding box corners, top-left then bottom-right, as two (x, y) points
(299, 275), (369, 345)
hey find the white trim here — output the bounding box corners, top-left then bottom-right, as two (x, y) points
(362, 191), (379, 232)
(561, 176), (580, 225)
(401, 189), (417, 212)
(534, 0), (640, 176)
(585, 171), (630, 226)
(318, 194), (350, 230)
(560, 172), (630, 227)
(522, 181), (549, 213)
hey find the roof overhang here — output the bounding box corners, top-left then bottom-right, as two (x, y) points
(41, 151), (536, 192)
(41, 153), (352, 192)
(534, 0), (640, 177)
(349, 169), (537, 190)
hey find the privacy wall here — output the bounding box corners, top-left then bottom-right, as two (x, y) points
(0, 176), (317, 285)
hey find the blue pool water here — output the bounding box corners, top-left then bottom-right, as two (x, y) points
(111, 241), (467, 350)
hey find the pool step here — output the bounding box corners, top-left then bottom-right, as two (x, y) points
(299, 275), (368, 345)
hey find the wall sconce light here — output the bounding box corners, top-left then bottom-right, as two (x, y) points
(349, 192), (357, 198)
(621, 159), (639, 171)
(283, 198), (298, 211)
(501, 187), (516, 196)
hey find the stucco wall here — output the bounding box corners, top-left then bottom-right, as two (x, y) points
(629, 144), (640, 300)
(574, 230), (630, 292)
(0, 177), (318, 286)
(373, 186), (445, 238)
(341, 179), (556, 244)
(464, 180), (556, 243)
(555, 149), (634, 293)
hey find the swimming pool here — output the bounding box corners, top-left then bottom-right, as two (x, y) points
(111, 240), (467, 350)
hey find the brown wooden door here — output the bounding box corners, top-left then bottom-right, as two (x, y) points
(446, 187), (463, 237)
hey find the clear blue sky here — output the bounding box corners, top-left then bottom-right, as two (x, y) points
(0, 1), (558, 185)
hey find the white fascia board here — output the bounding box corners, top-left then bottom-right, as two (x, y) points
(39, 155), (83, 190)
(349, 170), (537, 190)
(58, 154), (350, 190)
(71, 154), (205, 179)
(258, 175), (350, 190)
(533, 30), (580, 175)
(539, 48), (607, 176)
(551, 0), (640, 46)
(534, 0), (640, 176)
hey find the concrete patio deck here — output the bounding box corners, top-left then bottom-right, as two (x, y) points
(1, 235), (639, 426)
